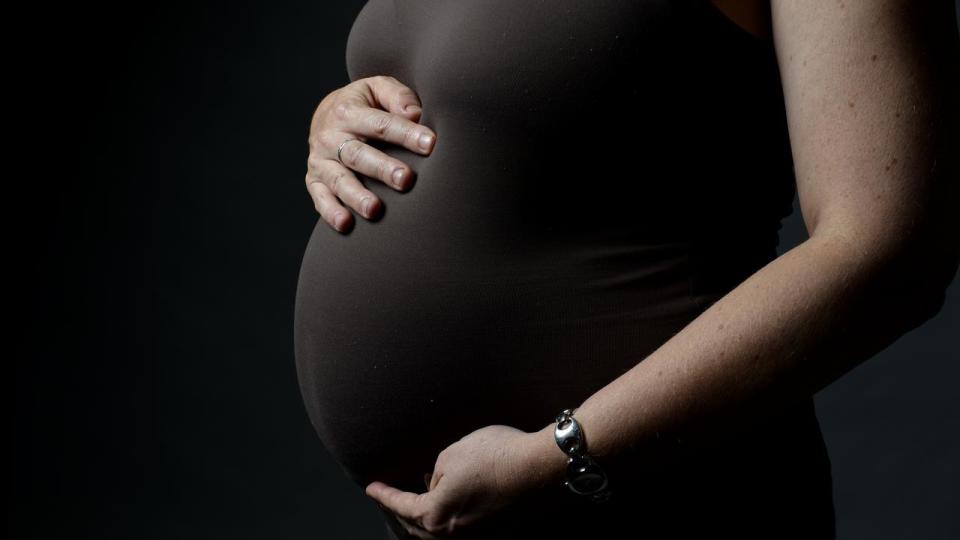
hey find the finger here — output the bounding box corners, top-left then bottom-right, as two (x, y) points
(365, 74), (423, 118)
(330, 136), (415, 191)
(308, 157), (384, 219)
(332, 98), (436, 156)
(365, 482), (423, 518)
(305, 175), (351, 232)
(365, 481), (427, 523)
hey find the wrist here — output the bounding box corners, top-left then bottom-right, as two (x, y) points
(520, 423), (569, 492)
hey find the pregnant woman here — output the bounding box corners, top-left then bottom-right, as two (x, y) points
(295, 1), (958, 538)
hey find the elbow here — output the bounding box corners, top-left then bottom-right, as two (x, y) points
(808, 203), (958, 329)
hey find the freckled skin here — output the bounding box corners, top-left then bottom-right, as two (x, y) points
(562, 1), (958, 515)
(313, 1), (957, 537)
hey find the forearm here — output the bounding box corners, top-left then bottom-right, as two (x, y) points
(521, 230), (952, 485)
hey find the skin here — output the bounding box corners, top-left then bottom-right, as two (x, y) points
(305, 75), (437, 232)
(312, 0), (960, 537)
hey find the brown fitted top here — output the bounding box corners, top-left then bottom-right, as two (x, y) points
(294, 1), (836, 538)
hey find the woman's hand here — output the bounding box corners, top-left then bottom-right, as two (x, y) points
(365, 425), (560, 539)
(305, 75), (437, 233)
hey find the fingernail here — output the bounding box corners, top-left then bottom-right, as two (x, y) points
(361, 197), (371, 217)
(418, 132), (434, 151)
(405, 104), (421, 113)
(392, 168), (406, 187)
(332, 212), (343, 230)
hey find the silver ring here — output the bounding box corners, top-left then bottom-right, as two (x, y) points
(337, 138), (358, 165)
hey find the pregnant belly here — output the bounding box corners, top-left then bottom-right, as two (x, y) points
(293, 135), (705, 494)
(292, 215), (835, 537)
(291, 140), (834, 536)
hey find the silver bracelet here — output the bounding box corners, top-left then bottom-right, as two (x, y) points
(553, 408), (613, 503)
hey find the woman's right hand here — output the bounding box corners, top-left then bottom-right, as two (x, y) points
(305, 75), (437, 233)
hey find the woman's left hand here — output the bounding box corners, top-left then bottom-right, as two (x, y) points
(365, 424), (556, 539)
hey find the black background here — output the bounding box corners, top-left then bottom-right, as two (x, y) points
(14, 2), (960, 539)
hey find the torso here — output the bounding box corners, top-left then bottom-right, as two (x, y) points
(294, 2), (833, 537)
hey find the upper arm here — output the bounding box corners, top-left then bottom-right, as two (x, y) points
(771, 0), (959, 264)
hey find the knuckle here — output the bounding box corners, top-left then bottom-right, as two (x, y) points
(333, 101), (351, 121)
(376, 158), (393, 182)
(306, 154), (324, 173)
(308, 124), (325, 148)
(313, 129), (334, 150)
(387, 118), (409, 141)
(344, 141), (364, 166)
(329, 171), (346, 194)
(311, 193), (325, 214)
(371, 112), (393, 136)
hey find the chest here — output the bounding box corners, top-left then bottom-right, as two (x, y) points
(345, 0), (709, 115)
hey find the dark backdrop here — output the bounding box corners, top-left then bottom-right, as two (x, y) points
(14, 2), (959, 539)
